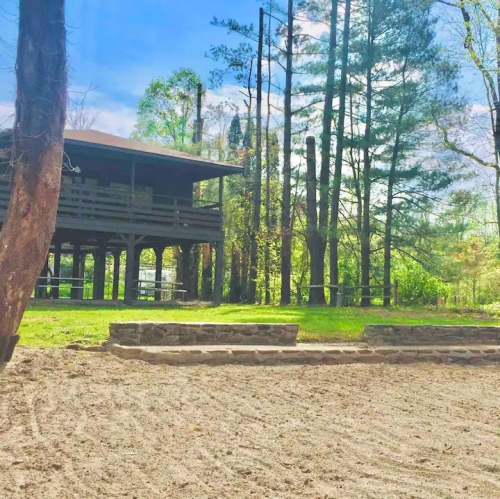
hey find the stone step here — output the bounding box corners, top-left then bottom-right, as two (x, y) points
(107, 344), (500, 366)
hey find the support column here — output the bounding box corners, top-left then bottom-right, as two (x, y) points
(131, 247), (142, 300)
(79, 253), (86, 299)
(154, 246), (165, 301)
(37, 257), (50, 299)
(112, 251), (121, 300)
(213, 240), (224, 306)
(124, 235), (135, 305)
(52, 242), (62, 299)
(71, 245), (81, 300)
(93, 242), (107, 300)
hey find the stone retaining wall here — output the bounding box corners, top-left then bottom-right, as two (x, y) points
(108, 344), (500, 366)
(108, 322), (299, 346)
(362, 324), (500, 346)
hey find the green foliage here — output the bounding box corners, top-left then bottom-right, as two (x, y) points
(228, 114), (243, 151)
(394, 260), (449, 305)
(132, 68), (203, 146)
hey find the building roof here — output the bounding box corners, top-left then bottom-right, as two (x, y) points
(64, 130), (242, 179)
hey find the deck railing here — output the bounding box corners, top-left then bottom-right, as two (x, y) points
(0, 179), (222, 234)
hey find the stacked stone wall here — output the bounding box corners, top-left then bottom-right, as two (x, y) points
(362, 324), (500, 346)
(108, 322), (299, 346)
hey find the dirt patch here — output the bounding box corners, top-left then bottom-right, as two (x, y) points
(1, 347), (500, 498)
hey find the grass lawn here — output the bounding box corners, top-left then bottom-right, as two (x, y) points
(19, 302), (500, 347)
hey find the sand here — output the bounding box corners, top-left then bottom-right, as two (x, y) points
(1, 346), (500, 498)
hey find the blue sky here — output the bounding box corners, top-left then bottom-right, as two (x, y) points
(0, 0), (266, 134)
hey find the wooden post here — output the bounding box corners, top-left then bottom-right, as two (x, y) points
(35, 257), (49, 299)
(154, 246), (164, 301)
(112, 251), (121, 300)
(79, 253), (86, 299)
(213, 240), (224, 306)
(336, 291), (343, 308)
(52, 241), (62, 299)
(394, 279), (399, 306)
(92, 244), (107, 300)
(132, 246), (142, 301)
(124, 235), (135, 305)
(71, 245), (81, 300)
(38, 257), (49, 299)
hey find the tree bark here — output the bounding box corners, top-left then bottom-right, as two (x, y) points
(305, 137), (322, 304)
(0, 0), (67, 361)
(264, 4), (273, 305)
(319, 0), (339, 306)
(200, 243), (213, 301)
(181, 243), (193, 301)
(229, 245), (242, 303)
(281, 0), (294, 305)
(383, 61), (407, 307)
(329, 0), (351, 305)
(248, 7), (264, 304)
(383, 112), (404, 307)
(360, 0), (376, 307)
(154, 247), (164, 301)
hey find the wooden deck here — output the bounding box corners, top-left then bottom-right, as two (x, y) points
(0, 179), (224, 241)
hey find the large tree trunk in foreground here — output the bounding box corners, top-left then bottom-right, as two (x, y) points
(0, 0), (67, 362)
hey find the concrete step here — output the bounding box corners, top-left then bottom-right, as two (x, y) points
(107, 343), (500, 366)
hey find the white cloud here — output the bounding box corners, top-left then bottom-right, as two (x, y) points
(87, 104), (137, 137)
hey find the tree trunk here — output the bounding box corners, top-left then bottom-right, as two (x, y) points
(0, 0), (67, 361)
(383, 63), (407, 307)
(229, 245), (242, 303)
(190, 244), (199, 300)
(264, 4), (273, 305)
(319, 0), (339, 306)
(360, 0), (376, 308)
(329, 0), (351, 305)
(248, 7), (264, 304)
(383, 120), (403, 307)
(241, 247), (249, 302)
(154, 247), (164, 301)
(281, 0), (294, 305)
(496, 167), (500, 249)
(200, 243), (213, 301)
(305, 137), (322, 305)
(181, 244), (194, 301)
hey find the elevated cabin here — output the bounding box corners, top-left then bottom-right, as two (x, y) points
(0, 129), (242, 304)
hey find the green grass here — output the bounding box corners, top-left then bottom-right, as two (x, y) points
(18, 303), (500, 347)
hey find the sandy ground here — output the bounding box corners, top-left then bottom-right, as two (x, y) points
(2, 348), (500, 498)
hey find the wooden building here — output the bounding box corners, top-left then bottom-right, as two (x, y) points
(0, 130), (242, 304)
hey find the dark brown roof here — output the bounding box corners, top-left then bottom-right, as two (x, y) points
(64, 130), (242, 178)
